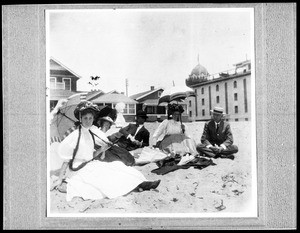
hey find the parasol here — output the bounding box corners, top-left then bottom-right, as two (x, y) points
(50, 92), (89, 141)
(158, 85), (196, 105)
(158, 85), (196, 133)
(50, 92), (118, 141)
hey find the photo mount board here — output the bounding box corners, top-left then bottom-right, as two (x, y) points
(2, 3), (296, 230)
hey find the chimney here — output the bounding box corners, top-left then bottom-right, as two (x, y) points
(150, 86), (155, 90)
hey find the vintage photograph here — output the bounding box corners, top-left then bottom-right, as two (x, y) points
(47, 7), (257, 217)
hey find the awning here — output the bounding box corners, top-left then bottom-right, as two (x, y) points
(92, 93), (138, 104)
(142, 99), (168, 106)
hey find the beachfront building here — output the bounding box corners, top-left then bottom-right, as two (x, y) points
(186, 60), (252, 122)
(130, 86), (189, 122)
(49, 57), (81, 110)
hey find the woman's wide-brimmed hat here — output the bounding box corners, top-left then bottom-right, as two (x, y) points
(210, 106), (226, 115)
(168, 103), (184, 114)
(100, 116), (115, 125)
(136, 110), (148, 119)
(74, 101), (99, 120)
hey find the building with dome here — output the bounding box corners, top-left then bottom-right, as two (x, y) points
(185, 62), (209, 86)
(186, 59), (252, 122)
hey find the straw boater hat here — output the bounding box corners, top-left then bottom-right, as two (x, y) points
(210, 106), (226, 115)
(100, 116), (115, 125)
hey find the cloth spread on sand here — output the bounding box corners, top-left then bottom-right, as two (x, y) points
(131, 147), (170, 165)
(151, 157), (216, 175)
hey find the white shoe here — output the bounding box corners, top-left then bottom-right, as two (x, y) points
(177, 154), (195, 166)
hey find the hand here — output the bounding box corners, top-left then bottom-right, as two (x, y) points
(107, 141), (114, 147)
(210, 146), (219, 154)
(100, 151), (106, 160)
(133, 140), (142, 147)
(217, 147), (224, 154)
(55, 99), (68, 111)
(94, 147), (106, 158)
(128, 135), (135, 142)
(181, 124), (185, 133)
(50, 178), (63, 191)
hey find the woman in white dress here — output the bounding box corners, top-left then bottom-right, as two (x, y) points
(152, 103), (198, 158)
(51, 101), (160, 202)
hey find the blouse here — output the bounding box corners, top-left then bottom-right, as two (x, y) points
(58, 125), (106, 168)
(152, 119), (188, 144)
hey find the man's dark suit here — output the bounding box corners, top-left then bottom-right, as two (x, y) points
(196, 120), (238, 158)
(108, 123), (150, 151)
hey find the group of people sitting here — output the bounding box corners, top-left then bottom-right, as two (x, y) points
(51, 100), (238, 202)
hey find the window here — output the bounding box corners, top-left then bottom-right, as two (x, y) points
(202, 98), (205, 105)
(63, 78), (71, 91)
(157, 91), (162, 98)
(234, 93), (238, 101)
(216, 84), (219, 92)
(234, 106), (238, 113)
(56, 82), (64, 90)
(50, 77), (71, 90)
(122, 104), (136, 114)
(123, 105), (128, 114)
(202, 109), (205, 116)
(233, 81), (237, 88)
(216, 96), (220, 103)
(189, 100), (192, 107)
(245, 118), (248, 121)
(189, 111), (192, 117)
(50, 77), (56, 89)
(128, 104), (135, 114)
(201, 88), (204, 94)
(235, 118), (239, 121)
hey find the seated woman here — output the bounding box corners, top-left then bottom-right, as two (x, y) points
(92, 114), (136, 166)
(51, 101), (160, 201)
(152, 103), (198, 158)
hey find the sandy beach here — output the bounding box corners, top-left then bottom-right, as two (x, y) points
(49, 121), (256, 216)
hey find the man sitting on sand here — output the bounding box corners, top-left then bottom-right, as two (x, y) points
(196, 106), (238, 160)
(107, 110), (150, 151)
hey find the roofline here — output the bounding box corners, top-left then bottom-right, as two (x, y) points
(188, 71), (251, 88)
(50, 56), (82, 78)
(135, 87), (164, 100)
(233, 59), (251, 67)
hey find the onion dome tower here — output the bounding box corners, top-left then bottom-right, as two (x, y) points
(186, 55), (209, 87)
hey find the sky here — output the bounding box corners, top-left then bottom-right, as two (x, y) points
(47, 7), (253, 96)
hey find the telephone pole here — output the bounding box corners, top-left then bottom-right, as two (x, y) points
(125, 78), (128, 96)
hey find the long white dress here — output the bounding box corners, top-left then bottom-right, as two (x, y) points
(58, 125), (147, 201)
(152, 119), (198, 156)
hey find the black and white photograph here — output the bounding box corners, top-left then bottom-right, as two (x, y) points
(3, 2), (297, 230)
(47, 7), (257, 217)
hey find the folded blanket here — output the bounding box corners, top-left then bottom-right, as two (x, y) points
(151, 157), (216, 175)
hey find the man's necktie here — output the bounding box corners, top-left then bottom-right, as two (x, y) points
(216, 123), (219, 133)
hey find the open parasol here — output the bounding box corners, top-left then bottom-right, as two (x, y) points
(158, 85), (195, 133)
(50, 92), (89, 141)
(158, 85), (196, 105)
(50, 92), (118, 141)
